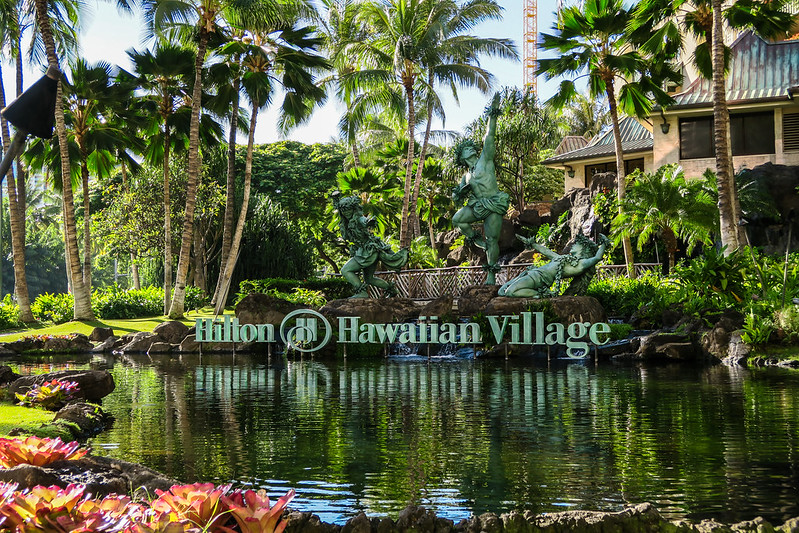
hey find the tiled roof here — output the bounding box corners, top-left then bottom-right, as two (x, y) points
(554, 135), (589, 155)
(671, 31), (799, 108)
(542, 117), (652, 164)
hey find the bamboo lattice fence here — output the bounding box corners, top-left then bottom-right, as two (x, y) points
(366, 263), (662, 299)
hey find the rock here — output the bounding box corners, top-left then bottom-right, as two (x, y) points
(419, 296), (453, 318)
(321, 298), (420, 324)
(636, 332), (700, 361)
(0, 364), (20, 385)
(236, 293), (305, 326)
(516, 208), (541, 228)
(702, 326), (732, 359)
(499, 219), (521, 254)
(52, 402), (110, 439)
(153, 321), (189, 344)
(4, 337), (44, 353)
(0, 344), (16, 356)
(434, 229), (461, 259)
(457, 285), (500, 317)
(723, 331), (751, 367)
(509, 249), (536, 265)
(147, 342), (172, 354)
(179, 334), (200, 353)
(395, 505), (452, 533)
(91, 336), (119, 353)
(8, 370), (115, 402)
(89, 327), (114, 342)
(117, 332), (160, 353)
(446, 245), (471, 267)
(483, 296), (606, 324)
(532, 502), (663, 531)
(0, 455), (179, 499)
(42, 334), (93, 352)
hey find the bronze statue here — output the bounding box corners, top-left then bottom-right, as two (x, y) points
(333, 192), (409, 298)
(451, 93), (509, 285)
(498, 234), (610, 298)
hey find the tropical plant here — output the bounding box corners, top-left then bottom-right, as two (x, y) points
(354, 0), (517, 247)
(225, 487), (295, 533)
(0, 436), (87, 468)
(558, 93), (610, 139)
(672, 246), (751, 309)
(538, 0), (682, 277)
(15, 379), (80, 411)
(741, 310), (774, 345)
(633, 0), (796, 253)
(612, 164), (717, 271)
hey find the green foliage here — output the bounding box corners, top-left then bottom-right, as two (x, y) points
(31, 293), (75, 324)
(0, 296), (23, 330)
(236, 277), (352, 304)
(608, 323), (634, 341)
(774, 306), (799, 343)
(15, 380), (80, 411)
(741, 311), (775, 346)
(586, 273), (676, 319)
(672, 247), (751, 310)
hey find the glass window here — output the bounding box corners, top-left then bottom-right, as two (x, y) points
(680, 112), (775, 159)
(680, 117), (714, 159)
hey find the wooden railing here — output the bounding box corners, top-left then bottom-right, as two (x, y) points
(367, 263), (662, 299)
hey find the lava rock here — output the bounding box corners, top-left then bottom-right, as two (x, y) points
(321, 298), (420, 324)
(117, 332), (160, 353)
(42, 334), (93, 352)
(8, 370), (115, 402)
(147, 342), (172, 354)
(179, 334), (200, 353)
(0, 364), (20, 386)
(457, 285), (500, 317)
(91, 336), (118, 353)
(236, 293), (305, 326)
(153, 321), (189, 344)
(89, 327), (114, 342)
(52, 402), (110, 439)
(419, 296), (453, 318)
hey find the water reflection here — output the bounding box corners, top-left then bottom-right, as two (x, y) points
(77, 354), (799, 525)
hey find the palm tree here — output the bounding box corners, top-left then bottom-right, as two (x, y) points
(559, 93), (610, 139)
(355, 0), (516, 247)
(31, 0), (94, 319)
(128, 43), (194, 313)
(633, 0), (795, 253)
(613, 164), (717, 272)
(213, 24), (328, 313)
(538, 0), (680, 277)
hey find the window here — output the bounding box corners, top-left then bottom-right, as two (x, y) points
(584, 158), (645, 187)
(783, 113), (799, 151)
(679, 112), (775, 159)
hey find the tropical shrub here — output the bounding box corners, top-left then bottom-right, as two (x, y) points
(15, 379), (80, 411)
(30, 292), (74, 324)
(741, 311), (775, 346)
(586, 273), (676, 319)
(0, 436), (87, 468)
(0, 296), (22, 331)
(236, 277), (351, 304)
(775, 306), (799, 343)
(151, 483), (232, 531)
(672, 246), (752, 310)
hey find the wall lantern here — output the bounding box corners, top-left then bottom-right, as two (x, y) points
(659, 110), (670, 134)
(564, 165), (575, 178)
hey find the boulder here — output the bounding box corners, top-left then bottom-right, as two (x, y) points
(91, 336), (118, 353)
(89, 327), (114, 342)
(0, 455), (178, 499)
(635, 332), (701, 362)
(0, 344), (17, 356)
(483, 295), (606, 324)
(419, 296), (453, 318)
(8, 370), (115, 402)
(52, 402), (110, 439)
(3, 337), (44, 353)
(147, 342), (172, 355)
(509, 249), (536, 265)
(236, 293), (304, 326)
(42, 334), (93, 352)
(153, 321), (189, 344)
(498, 219), (521, 254)
(0, 364), (20, 385)
(457, 285), (500, 317)
(321, 298), (420, 324)
(117, 332), (160, 353)
(179, 334), (200, 353)
(516, 207), (541, 228)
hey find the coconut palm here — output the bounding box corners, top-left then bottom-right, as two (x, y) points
(538, 0), (681, 277)
(213, 25), (328, 313)
(127, 43), (194, 313)
(354, 0), (516, 247)
(612, 164), (717, 272)
(633, 0), (795, 252)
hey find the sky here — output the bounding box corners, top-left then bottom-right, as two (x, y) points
(4, 0), (563, 145)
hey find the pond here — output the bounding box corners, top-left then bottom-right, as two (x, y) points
(19, 353), (799, 525)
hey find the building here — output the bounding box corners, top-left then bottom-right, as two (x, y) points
(544, 31), (799, 190)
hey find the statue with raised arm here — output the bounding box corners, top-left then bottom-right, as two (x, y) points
(332, 192), (409, 298)
(498, 234), (610, 298)
(451, 93), (509, 285)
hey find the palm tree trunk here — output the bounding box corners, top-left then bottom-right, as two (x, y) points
(663, 226), (678, 273)
(130, 254), (141, 290)
(211, 74), (241, 306)
(168, 28), (209, 319)
(78, 140), (92, 289)
(193, 224), (206, 294)
(410, 95), (433, 241)
(605, 81), (636, 278)
(214, 103), (258, 315)
(712, 0), (742, 253)
(399, 82), (416, 248)
(163, 126), (173, 314)
(15, 45), (25, 246)
(0, 69), (33, 322)
(34, 0), (93, 319)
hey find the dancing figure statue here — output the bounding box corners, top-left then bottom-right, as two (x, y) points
(498, 234), (610, 298)
(451, 93), (510, 285)
(333, 192), (409, 298)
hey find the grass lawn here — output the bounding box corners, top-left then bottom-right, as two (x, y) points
(0, 308), (234, 342)
(0, 403), (56, 438)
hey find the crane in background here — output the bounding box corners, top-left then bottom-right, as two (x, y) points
(523, 0), (537, 93)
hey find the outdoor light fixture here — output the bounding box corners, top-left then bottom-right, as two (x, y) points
(564, 165), (575, 178)
(660, 110), (670, 134)
(0, 66), (60, 181)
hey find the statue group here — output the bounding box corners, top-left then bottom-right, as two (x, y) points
(332, 93), (608, 299)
